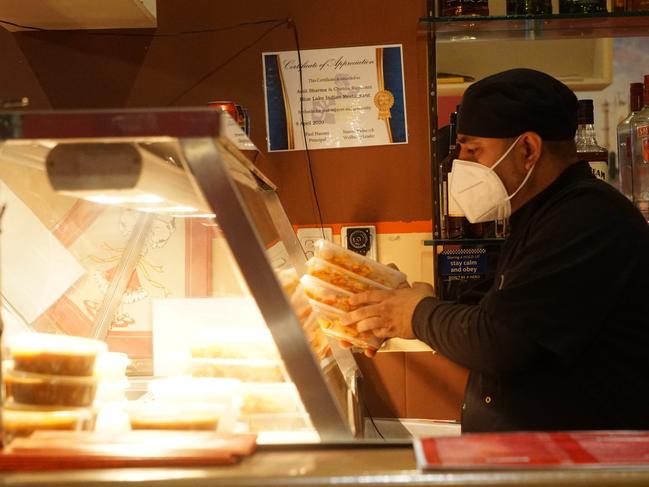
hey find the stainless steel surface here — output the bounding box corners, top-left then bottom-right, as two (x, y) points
(0, 108), (221, 141)
(3, 447), (649, 486)
(262, 190), (307, 277)
(179, 135), (352, 442)
(90, 212), (153, 341)
(263, 186), (363, 435)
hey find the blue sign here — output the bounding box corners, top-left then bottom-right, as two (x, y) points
(438, 248), (487, 278)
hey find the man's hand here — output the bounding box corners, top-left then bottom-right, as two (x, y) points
(339, 339), (378, 358)
(346, 282), (435, 341)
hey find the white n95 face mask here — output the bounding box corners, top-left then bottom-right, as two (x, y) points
(449, 135), (534, 224)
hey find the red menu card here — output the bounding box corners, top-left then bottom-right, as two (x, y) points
(415, 431), (649, 470)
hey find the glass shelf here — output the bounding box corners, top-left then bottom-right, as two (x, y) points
(419, 11), (649, 41)
(424, 238), (506, 246)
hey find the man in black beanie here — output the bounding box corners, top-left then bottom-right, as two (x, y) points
(347, 68), (649, 433)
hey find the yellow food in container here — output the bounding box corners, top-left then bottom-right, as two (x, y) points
(240, 383), (302, 415)
(310, 300), (382, 352)
(4, 367), (98, 407)
(306, 257), (390, 293)
(314, 240), (407, 289)
(126, 402), (226, 431)
(300, 275), (358, 312)
(189, 330), (280, 361)
(188, 358), (286, 383)
(3, 403), (94, 437)
(7, 332), (107, 377)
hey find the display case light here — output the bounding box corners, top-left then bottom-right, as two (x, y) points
(136, 205), (198, 213)
(171, 212), (217, 219)
(87, 193), (165, 205)
(45, 142), (211, 216)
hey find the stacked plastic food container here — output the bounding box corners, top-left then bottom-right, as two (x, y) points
(300, 240), (407, 353)
(2, 333), (107, 439)
(184, 329), (312, 434)
(279, 268), (331, 363)
(125, 376), (240, 433)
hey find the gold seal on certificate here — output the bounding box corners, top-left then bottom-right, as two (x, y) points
(374, 89), (395, 120)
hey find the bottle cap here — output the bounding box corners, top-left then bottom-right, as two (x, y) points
(577, 99), (594, 125)
(630, 82), (644, 112)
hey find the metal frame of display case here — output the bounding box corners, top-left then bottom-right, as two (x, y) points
(0, 107), (355, 442)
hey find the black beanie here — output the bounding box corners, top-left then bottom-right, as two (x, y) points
(457, 68), (578, 140)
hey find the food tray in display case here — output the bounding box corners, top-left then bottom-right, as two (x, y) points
(0, 108), (358, 447)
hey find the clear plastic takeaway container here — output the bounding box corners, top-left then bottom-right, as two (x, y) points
(290, 284), (312, 324)
(188, 357), (286, 383)
(125, 401), (231, 432)
(305, 256), (390, 293)
(314, 240), (407, 288)
(240, 382), (303, 415)
(189, 329), (280, 361)
(300, 274), (359, 313)
(302, 311), (330, 361)
(277, 267), (300, 297)
(309, 300), (382, 351)
(6, 332), (107, 377)
(240, 412), (313, 433)
(94, 352), (130, 382)
(3, 403), (95, 438)
(3, 366), (99, 407)
(147, 376), (241, 407)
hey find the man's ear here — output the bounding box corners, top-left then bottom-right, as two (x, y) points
(521, 132), (542, 170)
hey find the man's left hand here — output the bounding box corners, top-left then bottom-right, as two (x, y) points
(347, 282), (435, 341)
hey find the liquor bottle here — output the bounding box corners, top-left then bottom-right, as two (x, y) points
(617, 0), (649, 10)
(616, 82), (644, 201)
(440, 111), (466, 239)
(631, 75), (649, 221)
(576, 99), (609, 182)
(628, 0), (649, 9)
(439, 0), (489, 16)
(559, 0), (608, 12)
(507, 0), (552, 14)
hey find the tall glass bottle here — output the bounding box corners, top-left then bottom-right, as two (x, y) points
(440, 111), (466, 239)
(559, 0), (608, 12)
(628, 0), (649, 10)
(631, 75), (649, 222)
(616, 82), (644, 201)
(439, 0), (489, 16)
(576, 99), (609, 182)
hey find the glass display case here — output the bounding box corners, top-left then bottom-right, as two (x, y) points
(0, 107), (360, 448)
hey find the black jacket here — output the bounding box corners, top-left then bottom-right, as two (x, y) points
(413, 161), (649, 433)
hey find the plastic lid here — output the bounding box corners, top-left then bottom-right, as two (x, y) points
(306, 256), (390, 292)
(95, 352), (130, 376)
(313, 240), (407, 288)
(577, 99), (594, 125)
(4, 366), (99, 384)
(7, 333), (107, 356)
(308, 298), (351, 319)
(148, 377), (241, 403)
(300, 274), (355, 298)
(126, 402), (227, 422)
